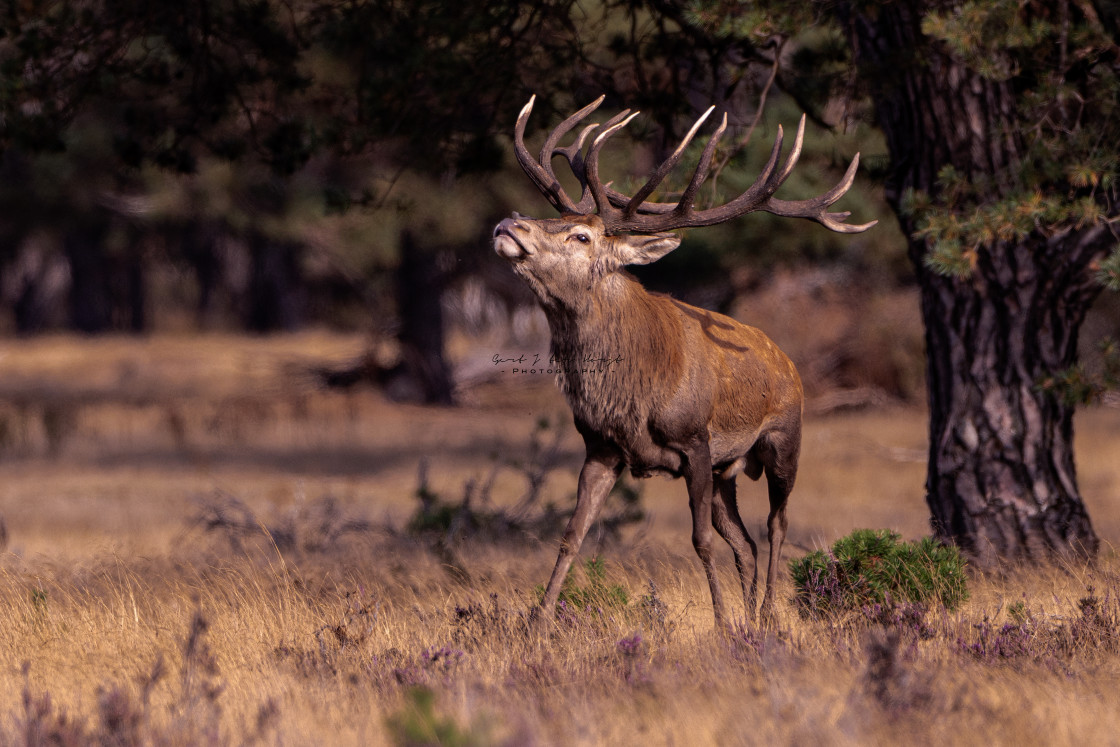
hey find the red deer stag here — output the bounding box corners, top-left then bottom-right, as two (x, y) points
(493, 96), (875, 626)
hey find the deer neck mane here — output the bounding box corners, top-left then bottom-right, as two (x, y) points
(541, 273), (678, 411)
(543, 272), (643, 355)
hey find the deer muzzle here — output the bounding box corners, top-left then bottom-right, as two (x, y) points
(493, 216), (534, 260)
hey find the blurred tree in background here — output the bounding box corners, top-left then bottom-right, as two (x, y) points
(0, 0), (313, 335)
(0, 0), (892, 400)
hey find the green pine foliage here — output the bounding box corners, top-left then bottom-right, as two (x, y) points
(682, 0), (818, 40)
(790, 529), (969, 616)
(1098, 247), (1120, 292)
(901, 2), (1120, 279)
(1037, 337), (1120, 406)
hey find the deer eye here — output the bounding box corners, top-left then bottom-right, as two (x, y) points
(570, 233), (591, 244)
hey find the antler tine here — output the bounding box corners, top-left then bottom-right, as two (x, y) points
(706, 120), (790, 217)
(513, 96), (574, 212)
(674, 111), (728, 215)
(763, 154), (879, 233)
(618, 120), (788, 223)
(772, 114), (806, 187)
(621, 106), (715, 219)
(564, 122), (616, 213)
(675, 118), (874, 232)
(553, 123), (604, 214)
(585, 109), (640, 219)
(512, 97), (875, 235)
(553, 124), (599, 169)
(514, 95), (607, 214)
(540, 97), (604, 157)
(609, 114), (874, 234)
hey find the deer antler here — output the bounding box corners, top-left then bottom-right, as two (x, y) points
(513, 96), (877, 235)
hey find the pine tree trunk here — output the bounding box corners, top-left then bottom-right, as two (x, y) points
(841, 1), (1106, 562)
(918, 233), (1103, 562)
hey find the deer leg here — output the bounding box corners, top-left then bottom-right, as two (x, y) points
(712, 476), (760, 620)
(760, 433), (799, 620)
(538, 453), (622, 624)
(762, 493), (789, 621)
(682, 441), (726, 627)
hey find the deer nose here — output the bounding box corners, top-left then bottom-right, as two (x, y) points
(493, 216), (525, 236)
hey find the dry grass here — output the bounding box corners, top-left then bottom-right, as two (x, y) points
(0, 332), (1119, 745)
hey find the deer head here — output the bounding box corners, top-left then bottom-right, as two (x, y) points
(493, 213), (679, 309)
(494, 95), (874, 306)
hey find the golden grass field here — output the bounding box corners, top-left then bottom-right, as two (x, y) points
(1, 332), (1119, 745)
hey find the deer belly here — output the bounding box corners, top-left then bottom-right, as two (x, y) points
(708, 429), (762, 465)
(612, 434), (684, 479)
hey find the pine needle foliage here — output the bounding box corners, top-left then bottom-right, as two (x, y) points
(790, 529), (969, 617)
(903, 1), (1120, 279)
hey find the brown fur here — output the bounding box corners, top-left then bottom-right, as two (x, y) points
(494, 213), (802, 626)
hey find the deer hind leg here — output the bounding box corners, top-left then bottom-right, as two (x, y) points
(538, 453), (622, 626)
(682, 440), (728, 628)
(711, 475), (760, 621)
(759, 430), (801, 620)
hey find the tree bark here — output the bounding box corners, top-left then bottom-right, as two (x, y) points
(841, 1), (1105, 562)
(918, 231), (1104, 563)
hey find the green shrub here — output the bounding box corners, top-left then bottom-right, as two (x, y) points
(536, 556), (630, 613)
(386, 687), (488, 747)
(790, 529), (969, 616)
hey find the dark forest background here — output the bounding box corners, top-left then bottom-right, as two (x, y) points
(0, 2), (904, 396)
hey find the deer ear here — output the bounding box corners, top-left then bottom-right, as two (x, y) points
(616, 233), (682, 266)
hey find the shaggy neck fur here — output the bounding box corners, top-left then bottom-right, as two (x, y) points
(540, 272), (685, 433)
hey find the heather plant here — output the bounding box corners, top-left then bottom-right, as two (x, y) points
(7, 336), (1120, 745)
(726, 624), (767, 664)
(615, 633), (651, 685)
(860, 600), (936, 640)
(1056, 585), (1120, 655)
(315, 591), (380, 654)
(193, 492), (375, 557)
(958, 616), (1038, 661)
(956, 584), (1120, 665)
(862, 629), (933, 714)
(388, 647), (468, 689)
(637, 579), (675, 639)
(790, 529), (969, 616)
(451, 594), (526, 650)
(15, 608), (279, 745)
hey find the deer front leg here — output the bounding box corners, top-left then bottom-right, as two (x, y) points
(538, 452), (623, 626)
(682, 440), (727, 628)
